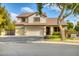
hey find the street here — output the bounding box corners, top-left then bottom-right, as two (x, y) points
(0, 42), (79, 56)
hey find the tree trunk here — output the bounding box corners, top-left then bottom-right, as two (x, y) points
(59, 24), (65, 41)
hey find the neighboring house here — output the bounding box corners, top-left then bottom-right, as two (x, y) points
(15, 12), (67, 37)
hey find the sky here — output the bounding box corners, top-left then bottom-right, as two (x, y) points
(2, 3), (79, 24)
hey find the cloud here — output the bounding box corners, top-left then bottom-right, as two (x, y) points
(44, 4), (51, 8)
(44, 4), (61, 12)
(10, 12), (18, 20)
(21, 7), (34, 13)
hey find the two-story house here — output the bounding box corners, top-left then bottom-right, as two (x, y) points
(15, 12), (67, 37)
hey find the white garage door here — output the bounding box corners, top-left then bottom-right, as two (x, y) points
(27, 30), (41, 36)
(26, 26), (44, 36)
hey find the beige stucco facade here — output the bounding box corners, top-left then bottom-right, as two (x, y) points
(17, 14), (47, 23)
(15, 13), (67, 37)
(15, 25), (66, 37)
(15, 13), (47, 37)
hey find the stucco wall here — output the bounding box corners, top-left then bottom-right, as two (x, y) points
(17, 18), (22, 22)
(28, 14), (47, 23)
(15, 26), (25, 36)
(50, 26), (54, 35)
(17, 14), (47, 23)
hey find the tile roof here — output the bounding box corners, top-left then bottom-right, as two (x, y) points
(47, 18), (67, 25)
(15, 12), (67, 26)
(17, 12), (47, 18)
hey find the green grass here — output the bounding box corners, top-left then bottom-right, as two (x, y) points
(48, 32), (78, 42)
(48, 37), (61, 41)
(48, 37), (79, 43)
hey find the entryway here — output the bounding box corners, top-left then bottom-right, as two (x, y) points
(46, 27), (50, 35)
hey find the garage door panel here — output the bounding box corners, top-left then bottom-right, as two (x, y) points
(26, 31), (41, 36)
(26, 26), (44, 36)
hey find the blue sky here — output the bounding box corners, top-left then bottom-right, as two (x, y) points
(2, 3), (79, 24)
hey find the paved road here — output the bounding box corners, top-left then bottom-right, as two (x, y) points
(0, 42), (79, 56)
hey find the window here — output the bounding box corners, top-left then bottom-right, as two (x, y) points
(22, 18), (25, 22)
(34, 17), (40, 22)
(54, 27), (60, 32)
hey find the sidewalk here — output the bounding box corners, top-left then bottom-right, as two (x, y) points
(31, 40), (79, 45)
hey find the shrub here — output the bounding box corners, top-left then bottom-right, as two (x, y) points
(52, 32), (60, 35)
(67, 29), (77, 38)
(44, 36), (49, 39)
(50, 32), (61, 39)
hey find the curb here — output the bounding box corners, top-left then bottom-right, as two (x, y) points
(31, 41), (79, 45)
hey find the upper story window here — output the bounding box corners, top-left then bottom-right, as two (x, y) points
(34, 17), (40, 22)
(36, 13), (39, 16)
(22, 18), (26, 22)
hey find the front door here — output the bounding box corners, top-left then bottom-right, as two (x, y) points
(46, 27), (50, 35)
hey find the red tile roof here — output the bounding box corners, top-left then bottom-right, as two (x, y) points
(47, 18), (67, 25)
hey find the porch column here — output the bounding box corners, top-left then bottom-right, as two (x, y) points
(44, 26), (46, 36)
(50, 27), (53, 35)
(24, 27), (27, 36)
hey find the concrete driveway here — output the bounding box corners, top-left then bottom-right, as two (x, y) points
(0, 42), (79, 56)
(0, 36), (44, 42)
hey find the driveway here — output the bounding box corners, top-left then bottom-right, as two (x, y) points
(0, 42), (79, 56)
(0, 36), (44, 42)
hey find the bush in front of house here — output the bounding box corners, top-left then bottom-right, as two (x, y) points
(50, 32), (61, 39)
(44, 36), (49, 39)
(74, 25), (79, 36)
(67, 29), (77, 38)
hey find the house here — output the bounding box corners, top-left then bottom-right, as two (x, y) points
(15, 12), (67, 37)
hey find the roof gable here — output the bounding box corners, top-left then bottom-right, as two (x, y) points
(17, 12), (47, 18)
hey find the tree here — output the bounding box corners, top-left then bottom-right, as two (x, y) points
(0, 4), (13, 35)
(67, 20), (74, 30)
(37, 3), (43, 15)
(5, 22), (15, 31)
(75, 21), (79, 31)
(37, 3), (79, 41)
(74, 21), (79, 36)
(76, 21), (79, 25)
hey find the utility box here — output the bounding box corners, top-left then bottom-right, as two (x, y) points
(71, 34), (77, 38)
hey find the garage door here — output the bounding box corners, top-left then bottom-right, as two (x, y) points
(26, 26), (44, 36)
